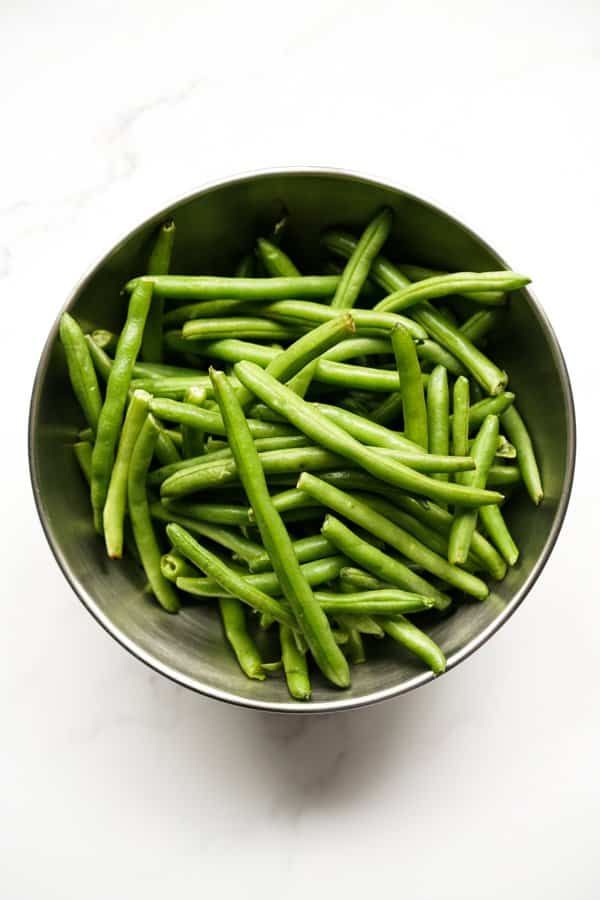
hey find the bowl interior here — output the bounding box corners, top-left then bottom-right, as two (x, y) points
(29, 171), (574, 712)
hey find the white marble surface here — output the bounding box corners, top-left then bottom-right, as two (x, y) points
(2, 1), (599, 896)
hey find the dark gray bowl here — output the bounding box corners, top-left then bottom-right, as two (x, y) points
(29, 169), (576, 712)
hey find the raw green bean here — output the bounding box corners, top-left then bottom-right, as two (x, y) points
(398, 263), (509, 307)
(487, 465), (521, 488)
(380, 616), (446, 675)
(150, 503), (263, 564)
(89, 333), (204, 380)
(91, 280), (154, 531)
(452, 376), (470, 458)
(500, 405), (543, 505)
(160, 551), (199, 582)
(459, 309), (504, 344)
(248, 534), (336, 573)
(247, 488), (318, 523)
(298, 473), (488, 599)
(375, 271), (528, 313)
(321, 515), (449, 606)
(128, 414), (179, 612)
(209, 368), (350, 688)
(339, 567), (389, 592)
(162, 499), (251, 527)
(411, 303), (508, 395)
(181, 386), (207, 458)
(324, 259), (382, 303)
(154, 428), (182, 465)
(391, 325), (428, 449)
(311, 403), (421, 452)
(479, 504), (519, 566)
(164, 300), (250, 325)
(449, 415), (500, 565)
(280, 624), (311, 700)
(321, 337), (391, 362)
(91, 329), (118, 352)
(315, 590), (436, 615)
(73, 441), (93, 482)
(219, 596), (266, 680)
(129, 375), (216, 398)
(147, 435), (310, 486)
(234, 361), (503, 508)
(315, 358), (428, 393)
(59, 313), (102, 433)
(427, 365), (449, 495)
(286, 360), (316, 397)
(126, 274), (340, 300)
(182, 317), (301, 342)
(141, 219), (175, 362)
(177, 555), (348, 599)
(257, 238), (301, 277)
(258, 299), (427, 340)
(458, 392), (515, 433)
(149, 396), (296, 439)
(166, 523), (294, 628)
(340, 621), (366, 664)
(369, 392), (403, 426)
(416, 340), (466, 376)
(165, 334), (278, 367)
(104, 389), (151, 558)
(492, 435), (517, 459)
(330, 207), (393, 309)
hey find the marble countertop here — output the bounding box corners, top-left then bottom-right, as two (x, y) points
(2, 1), (599, 897)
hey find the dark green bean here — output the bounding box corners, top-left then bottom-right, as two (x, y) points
(73, 440), (93, 483)
(59, 313), (102, 433)
(369, 392), (403, 426)
(455, 392), (515, 433)
(330, 207), (393, 309)
(459, 309), (504, 344)
(126, 274), (340, 300)
(141, 219), (175, 363)
(210, 367), (350, 689)
(181, 386), (207, 458)
(500, 405), (543, 505)
(128, 415), (179, 612)
(315, 358), (428, 393)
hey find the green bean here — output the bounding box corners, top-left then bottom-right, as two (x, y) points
(339, 620), (366, 664)
(321, 338), (391, 362)
(455, 392), (515, 433)
(375, 271), (528, 313)
(258, 299), (427, 340)
(391, 325), (428, 449)
(149, 396), (296, 439)
(369, 392), (403, 426)
(166, 523), (295, 628)
(350, 492), (452, 561)
(234, 361), (503, 508)
(59, 313), (102, 433)
(219, 596), (266, 680)
(324, 259), (382, 303)
(426, 365), (450, 497)
(141, 219), (175, 363)
(500, 405), (543, 505)
(126, 274), (340, 300)
(164, 300), (250, 325)
(257, 238), (301, 278)
(147, 435), (310, 486)
(209, 368), (350, 688)
(487, 465), (521, 488)
(452, 375), (470, 458)
(162, 499), (251, 527)
(459, 309), (504, 344)
(321, 515), (449, 606)
(339, 567), (389, 592)
(150, 503), (263, 564)
(127, 414), (179, 612)
(449, 415), (500, 565)
(491, 435), (517, 459)
(153, 428), (182, 465)
(315, 590), (436, 615)
(411, 303), (508, 395)
(330, 207), (393, 309)
(416, 340), (466, 376)
(247, 488), (318, 523)
(181, 386), (207, 459)
(248, 534), (336, 573)
(286, 360), (316, 398)
(103, 389), (151, 558)
(89, 333), (204, 380)
(129, 375), (217, 398)
(311, 403), (421, 452)
(160, 551), (199, 582)
(73, 441), (93, 482)
(299, 474), (488, 600)
(280, 624), (311, 700)
(160, 446), (346, 498)
(314, 358), (428, 393)
(177, 555), (348, 599)
(91, 329), (118, 352)
(91, 281), (154, 531)
(379, 617), (446, 675)
(479, 504), (519, 566)
(164, 334), (278, 367)
(182, 317), (301, 342)
(400, 263), (508, 306)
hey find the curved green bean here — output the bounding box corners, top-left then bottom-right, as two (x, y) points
(257, 238), (301, 278)
(500, 405), (543, 505)
(128, 414), (179, 612)
(380, 616), (446, 675)
(141, 219), (175, 363)
(331, 207), (393, 309)
(126, 274), (340, 300)
(375, 271), (528, 313)
(391, 325), (428, 449)
(219, 596), (266, 680)
(479, 504), (519, 566)
(258, 299), (427, 340)
(209, 367), (350, 689)
(182, 317), (301, 342)
(91, 280), (154, 531)
(59, 313), (102, 433)
(369, 392), (403, 426)
(416, 340), (466, 376)
(280, 624), (311, 700)
(315, 358), (428, 393)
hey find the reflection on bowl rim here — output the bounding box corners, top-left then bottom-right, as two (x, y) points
(28, 167), (577, 714)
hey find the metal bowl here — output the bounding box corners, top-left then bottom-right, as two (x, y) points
(29, 169), (576, 713)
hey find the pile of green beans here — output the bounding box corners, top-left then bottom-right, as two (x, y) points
(59, 207), (541, 701)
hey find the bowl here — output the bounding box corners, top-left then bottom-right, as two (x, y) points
(29, 169), (576, 713)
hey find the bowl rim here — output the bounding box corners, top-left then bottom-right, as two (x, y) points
(28, 166), (577, 714)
